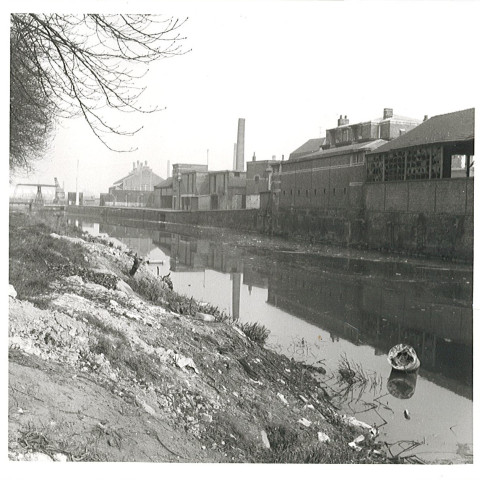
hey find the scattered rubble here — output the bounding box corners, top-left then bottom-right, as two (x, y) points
(317, 432), (330, 443)
(8, 213), (393, 464)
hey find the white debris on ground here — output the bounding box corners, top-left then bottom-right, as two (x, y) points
(9, 225), (392, 464)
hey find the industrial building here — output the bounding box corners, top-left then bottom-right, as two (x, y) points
(277, 108), (422, 212)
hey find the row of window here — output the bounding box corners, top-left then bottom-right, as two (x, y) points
(282, 187), (348, 196)
(124, 184), (151, 191)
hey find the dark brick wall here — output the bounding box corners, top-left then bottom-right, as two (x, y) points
(278, 156), (365, 211)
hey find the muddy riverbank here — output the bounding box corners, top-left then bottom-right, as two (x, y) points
(8, 210), (409, 464)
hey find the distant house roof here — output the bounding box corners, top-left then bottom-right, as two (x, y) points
(155, 177), (173, 189)
(113, 174), (130, 186)
(289, 138), (326, 160)
(371, 108), (475, 155)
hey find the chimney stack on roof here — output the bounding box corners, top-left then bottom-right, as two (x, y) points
(338, 115), (349, 126)
(423, 115), (429, 122)
(252, 152), (256, 162)
(383, 108), (394, 119)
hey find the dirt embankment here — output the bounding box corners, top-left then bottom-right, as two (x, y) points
(8, 215), (389, 464)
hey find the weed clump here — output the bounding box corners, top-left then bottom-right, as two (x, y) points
(238, 322), (270, 345)
(127, 276), (232, 321)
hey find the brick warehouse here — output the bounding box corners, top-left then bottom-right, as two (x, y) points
(276, 108), (421, 214)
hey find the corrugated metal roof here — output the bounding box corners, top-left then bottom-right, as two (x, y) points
(371, 108), (475, 154)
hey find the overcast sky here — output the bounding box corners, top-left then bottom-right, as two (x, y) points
(7, 0), (480, 195)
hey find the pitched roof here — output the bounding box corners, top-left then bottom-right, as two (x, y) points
(155, 176), (173, 188)
(371, 108), (474, 154)
(113, 174), (131, 185)
(289, 138), (326, 159)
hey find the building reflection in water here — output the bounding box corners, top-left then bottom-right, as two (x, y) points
(73, 217), (473, 400)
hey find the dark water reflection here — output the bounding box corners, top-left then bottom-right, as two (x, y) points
(69, 215), (473, 462)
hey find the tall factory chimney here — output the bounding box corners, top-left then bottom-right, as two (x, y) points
(233, 143), (237, 170)
(235, 118), (245, 171)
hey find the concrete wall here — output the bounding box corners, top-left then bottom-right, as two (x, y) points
(364, 178), (473, 260)
(365, 178), (473, 215)
(67, 176), (473, 262)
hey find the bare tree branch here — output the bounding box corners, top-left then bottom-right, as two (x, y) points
(10, 13), (190, 170)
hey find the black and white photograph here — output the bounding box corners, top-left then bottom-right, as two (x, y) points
(4, 1), (479, 478)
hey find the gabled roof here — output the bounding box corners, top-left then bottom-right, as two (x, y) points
(289, 138), (326, 160)
(371, 108), (474, 155)
(113, 174), (131, 185)
(155, 176), (173, 189)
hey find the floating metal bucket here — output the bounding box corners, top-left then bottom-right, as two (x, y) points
(387, 344), (420, 372)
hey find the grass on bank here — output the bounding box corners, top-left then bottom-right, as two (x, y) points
(126, 276), (271, 345)
(9, 211), (89, 306)
(9, 211), (396, 464)
(9, 211), (271, 345)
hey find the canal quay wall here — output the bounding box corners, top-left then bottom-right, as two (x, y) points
(66, 177), (473, 263)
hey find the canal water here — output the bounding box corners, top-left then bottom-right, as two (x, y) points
(69, 214), (473, 463)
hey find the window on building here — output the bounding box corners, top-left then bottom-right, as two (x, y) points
(283, 190), (286, 195)
(297, 189), (300, 196)
(405, 148), (430, 181)
(314, 188), (317, 195)
(254, 175), (260, 183)
(344, 187), (347, 194)
(234, 172), (240, 177)
(306, 189), (309, 197)
(333, 188), (336, 196)
(386, 151), (408, 181)
(324, 188), (326, 194)
(290, 189), (293, 195)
